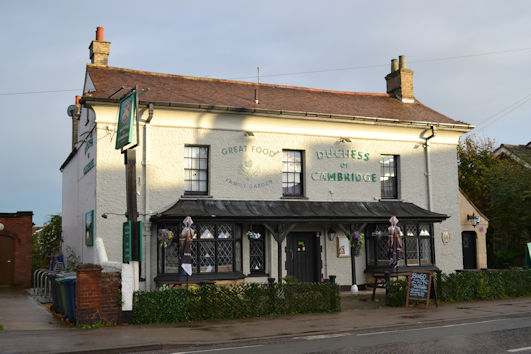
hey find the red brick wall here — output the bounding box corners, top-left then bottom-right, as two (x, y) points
(76, 264), (102, 325)
(0, 212), (33, 287)
(76, 265), (122, 325)
(101, 272), (121, 323)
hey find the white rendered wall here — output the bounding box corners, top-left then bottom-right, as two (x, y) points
(61, 106), (97, 266)
(67, 104), (466, 287)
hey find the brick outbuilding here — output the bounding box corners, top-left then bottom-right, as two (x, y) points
(0, 212), (33, 287)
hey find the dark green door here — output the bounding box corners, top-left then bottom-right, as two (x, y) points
(286, 232), (319, 282)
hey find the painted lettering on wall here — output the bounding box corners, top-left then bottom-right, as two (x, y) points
(221, 145), (280, 158)
(311, 172), (377, 182)
(316, 149), (370, 161)
(311, 146), (377, 183)
(225, 178), (273, 190)
(221, 145), (278, 190)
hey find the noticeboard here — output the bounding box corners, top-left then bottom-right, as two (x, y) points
(406, 270), (438, 309)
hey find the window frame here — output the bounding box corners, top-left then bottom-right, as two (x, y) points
(247, 225), (266, 275)
(159, 223), (240, 276)
(282, 149), (304, 197)
(184, 145), (209, 195)
(380, 154), (399, 199)
(365, 222), (434, 268)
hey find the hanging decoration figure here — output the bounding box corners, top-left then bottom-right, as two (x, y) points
(388, 215), (403, 268)
(179, 216), (195, 276)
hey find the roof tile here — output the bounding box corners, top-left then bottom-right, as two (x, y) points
(85, 65), (463, 125)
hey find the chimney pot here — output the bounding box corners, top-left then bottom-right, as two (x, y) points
(96, 27), (104, 41)
(399, 55), (406, 69)
(391, 59), (398, 72)
(89, 27), (110, 66)
(385, 55), (414, 102)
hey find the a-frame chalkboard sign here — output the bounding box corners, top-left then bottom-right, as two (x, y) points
(406, 270), (438, 309)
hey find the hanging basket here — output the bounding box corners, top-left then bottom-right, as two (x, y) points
(353, 247), (362, 257)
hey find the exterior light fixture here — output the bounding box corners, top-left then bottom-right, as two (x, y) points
(327, 228), (337, 241)
(467, 213), (481, 227)
(244, 131), (254, 137)
(101, 212), (127, 219)
(0, 223), (4, 231)
(339, 137), (351, 143)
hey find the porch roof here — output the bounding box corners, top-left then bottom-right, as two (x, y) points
(151, 199), (448, 223)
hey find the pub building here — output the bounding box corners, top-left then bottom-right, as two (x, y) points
(61, 28), (473, 310)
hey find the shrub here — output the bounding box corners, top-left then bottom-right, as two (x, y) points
(132, 281), (340, 324)
(387, 269), (531, 306)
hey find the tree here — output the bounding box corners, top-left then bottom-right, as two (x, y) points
(458, 136), (531, 268)
(36, 214), (62, 269)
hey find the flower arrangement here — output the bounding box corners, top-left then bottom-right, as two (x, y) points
(246, 230), (261, 239)
(350, 232), (365, 255)
(158, 228), (174, 248)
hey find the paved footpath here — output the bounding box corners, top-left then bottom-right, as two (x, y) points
(0, 287), (530, 353)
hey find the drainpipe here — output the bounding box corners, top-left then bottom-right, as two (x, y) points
(423, 126), (436, 211)
(142, 103), (154, 289)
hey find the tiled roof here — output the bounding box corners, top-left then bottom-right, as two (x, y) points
(152, 199), (448, 222)
(495, 143), (531, 167)
(85, 65), (465, 125)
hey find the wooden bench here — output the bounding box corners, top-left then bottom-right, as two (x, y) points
(368, 270), (409, 301)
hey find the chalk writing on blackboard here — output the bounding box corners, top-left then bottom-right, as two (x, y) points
(409, 272), (429, 299)
(406, 270), (438, 309)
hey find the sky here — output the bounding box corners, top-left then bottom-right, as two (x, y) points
(1, 1), (530, 226)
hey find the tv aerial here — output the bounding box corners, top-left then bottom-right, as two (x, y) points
(67, 104), (80, 117)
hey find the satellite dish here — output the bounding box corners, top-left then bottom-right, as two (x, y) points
(67, 104), (80, 117)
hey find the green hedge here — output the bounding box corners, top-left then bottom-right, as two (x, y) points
(132, 282), (340, 324)
(387, 269), (531, 306)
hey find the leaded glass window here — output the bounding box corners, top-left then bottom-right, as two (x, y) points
(248, 225), (266, 274)
(160, 223), (237, 274)
(366, 222), (433, 268)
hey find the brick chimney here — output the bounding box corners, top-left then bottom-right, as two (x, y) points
(89, 27), (110, 66)
(385, 55), (414, 103)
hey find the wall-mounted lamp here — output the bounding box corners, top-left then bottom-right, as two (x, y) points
(101, 212), (127, 219)
(102, 211), (161, 219)
(339, 137), (351, 143)
(327, 228), (337, 241)
(244, 131), (254, 137)
(467, 213), (481, 227)
(0, 223), (4, 231)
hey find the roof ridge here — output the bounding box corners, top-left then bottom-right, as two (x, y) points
(86, 64), (390, 98)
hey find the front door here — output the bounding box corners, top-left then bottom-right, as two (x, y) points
(0, 236), (14, 285)
(286, 232), (319, 282)
(462, 231), (477, 269)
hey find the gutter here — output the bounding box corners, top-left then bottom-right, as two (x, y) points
(142, 103), (154, 288)
(423, 126), (436, 211)
(80, 97), (475, 132)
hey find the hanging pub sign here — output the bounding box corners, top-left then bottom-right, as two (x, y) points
(115, 90), (136, 150)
